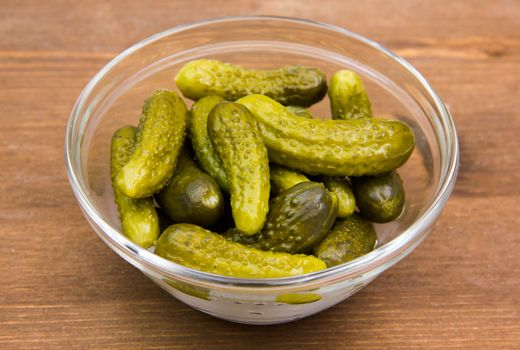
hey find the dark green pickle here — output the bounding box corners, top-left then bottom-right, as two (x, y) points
(352, 171), (405, 223)
(314, 213), (377, 267)
(224, 182), (338, 254)
(156, 147), (224, 228)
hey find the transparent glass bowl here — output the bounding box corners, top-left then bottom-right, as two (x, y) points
(65, 16), (458, 325)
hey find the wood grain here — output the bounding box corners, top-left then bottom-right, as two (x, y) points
(1, 1), (519, 349)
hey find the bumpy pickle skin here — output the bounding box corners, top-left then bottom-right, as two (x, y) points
(224, 182), (338, 254)
(175, 59), (327, 107)
(237, 94), (415, 176)
(208, 102), (270, 235)
(270, 164), (310, 195)
(115, 90), (188, 198)
(329, 74), (406, 223)
(314, 213), (377, 267)
(328, 69), (373, 120)
(110, 126), (159, 248)
(282, 106), (358, 216)
(156, 147), (224, 228)
(322, 176), (356, 218)
(286, 105), (314, 118)
(189, 95), (229, 190)
(155, 224), (327, 278)
(352, 171), (405, 223)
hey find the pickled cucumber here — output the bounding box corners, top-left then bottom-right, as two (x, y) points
(286, 105), (313, 118)
(328, 69), (373, 120)
(352, 171), (405, 223)
(115, 90), (188, 198)
(328, 72), (405, 222)
(222, 227), (258, 246)
(270, 164), (309, 195)
(110, 126), (159, 248)
(175, 59), (327, 107)
(155, 224), (327, 278)
(237, 94), (415, 176)
(281, 106), (357, 216)
(314, 213), (377, 267)
(322, 176), (356, 218)
(208, 102), (270, 235)
(156, 147), (224, 228)
(275, 293), (322, 304)
(224, 182), (337, 254)
(189, 95), (229, 190)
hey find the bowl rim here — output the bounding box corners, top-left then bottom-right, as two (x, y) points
(65, 15), (459, 291)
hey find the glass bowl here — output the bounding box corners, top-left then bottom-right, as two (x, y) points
(65, 16), (458, 325)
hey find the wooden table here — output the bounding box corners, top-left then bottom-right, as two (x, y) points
(1, 1), (519, 348)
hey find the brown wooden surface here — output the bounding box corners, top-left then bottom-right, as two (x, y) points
(1, 1), (519, 349)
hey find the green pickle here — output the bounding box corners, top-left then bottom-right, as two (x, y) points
(175, 59), (327, 107)
(116, 90), (188, 198)
(328, 69), (373, 120)
(156, 147), (224, 228)
(352, 171), (405, 223)
(164, 279), (210, 301)
(275, 293), (322, 305)
(328, 70), (405, 222)
(314, 213), (377, 267)
(155, 224), (327, 278)
(282, 106), (358, 216)
(110, 126), (159, 248)
(208, 102), (270, 235)
(286, 105), (314, 118)
(270, 164), (309, 195)
(189, 95), (229, 190)
(322, 176), (356, 218)
(224, 182), (338, 254)
(237, 94), (415, 176)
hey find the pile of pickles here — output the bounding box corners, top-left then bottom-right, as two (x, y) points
(110, 59), (415, 278)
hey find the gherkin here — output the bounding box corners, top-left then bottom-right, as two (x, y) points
(328, 69), (373, 120)
(224, 182), (337, 254)
(175, 59), (327, 106)
(110, 126), (159, 248)
(156, 147), (224, 228)
(314, 213), (377, 267)
(156, 224), (327, 278)
(270, 164), (309, 195)
(189, 95), (229, 190)
(116, 90), (188, 198)
(237, 94), (415, 177)
(208, 102), (270, 235)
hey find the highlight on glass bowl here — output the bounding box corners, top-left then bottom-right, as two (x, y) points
(65, 16), (458, 324)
